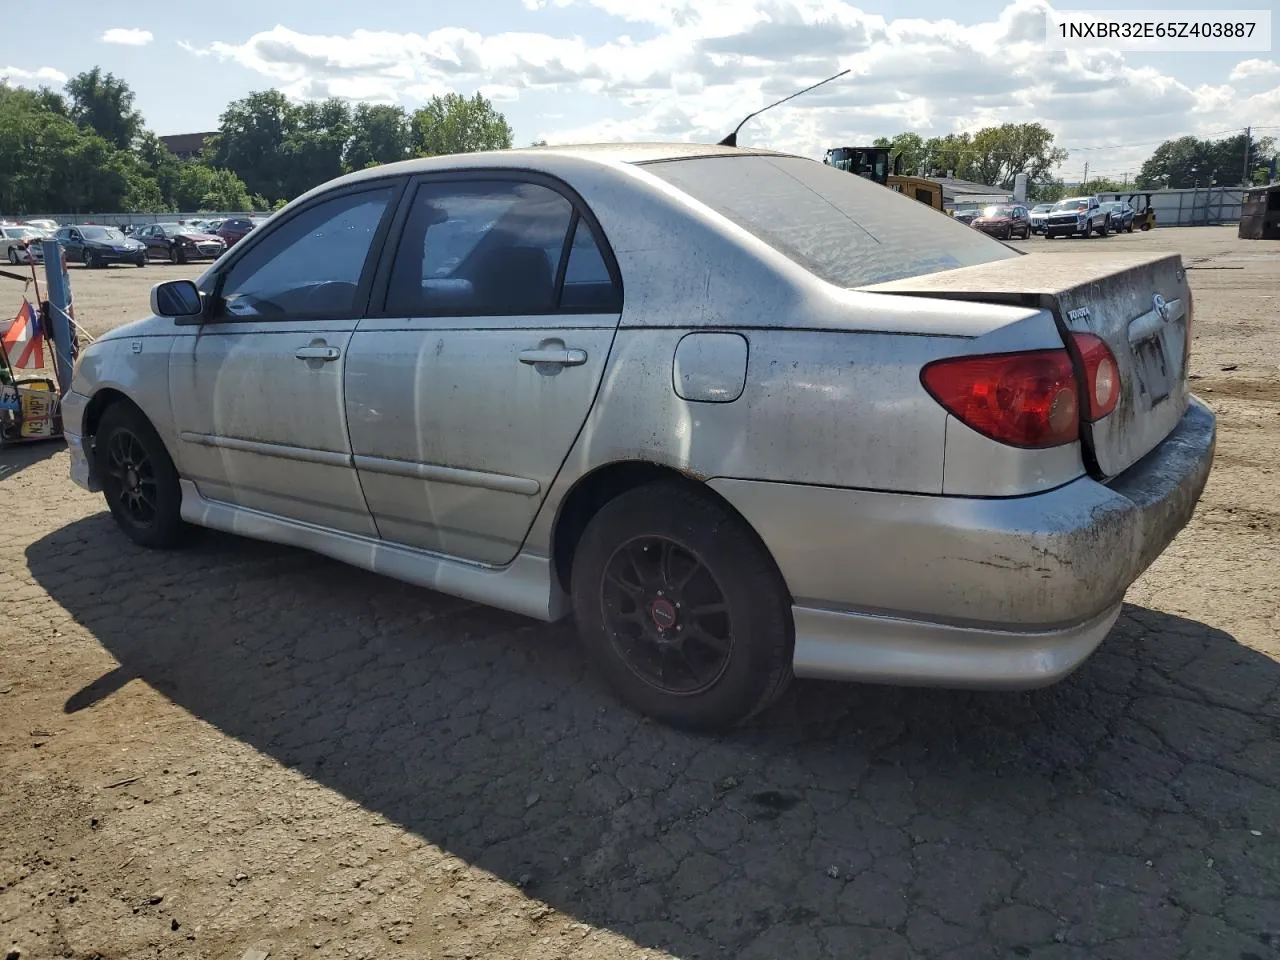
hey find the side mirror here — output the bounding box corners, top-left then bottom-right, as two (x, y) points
(151, 279), (203, 320)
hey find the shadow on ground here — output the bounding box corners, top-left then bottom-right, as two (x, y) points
(27, 514), (1280, 959)
(0, 436), (64, 482)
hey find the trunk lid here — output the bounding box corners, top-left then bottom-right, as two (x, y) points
(858, 251), (1191, 479)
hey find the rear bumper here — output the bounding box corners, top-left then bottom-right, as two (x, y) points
(708, 396), (1216, 688)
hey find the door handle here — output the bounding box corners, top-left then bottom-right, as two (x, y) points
(519, 347), (587, 367)
(295, 345), (341, 361)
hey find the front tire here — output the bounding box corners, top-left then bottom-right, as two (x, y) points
(570, 481), (794, 731)
(96, 403), (189, 550)
(7, 248), (17, 265)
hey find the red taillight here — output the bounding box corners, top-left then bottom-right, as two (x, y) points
(1071, 332), (1119, 421)
(921, 349), (1080, 448)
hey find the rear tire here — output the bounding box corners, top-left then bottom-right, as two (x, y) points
(96, 403), (189, 550)
(84, 249), (98, 268)
(570, 481), (794, 731)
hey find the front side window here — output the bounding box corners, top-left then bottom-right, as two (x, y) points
(386, 179), (610, 317)
(217, 186), (394, 320)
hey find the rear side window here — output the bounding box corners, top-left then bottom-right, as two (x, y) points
(644, 155), (1018, 287)
(385, 179), (621, 316)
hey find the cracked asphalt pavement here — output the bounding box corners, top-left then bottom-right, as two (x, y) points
(2, 227), (1278, 959)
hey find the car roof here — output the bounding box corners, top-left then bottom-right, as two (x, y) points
(321, 141), (791, 189)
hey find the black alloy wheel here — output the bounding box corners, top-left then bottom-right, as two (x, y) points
(600, 535), (734, 696)
(96, 403), (189, 549)
(571, 481), (794, 731)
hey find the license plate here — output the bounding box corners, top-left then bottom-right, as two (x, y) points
(1132, 334), (1171, 405)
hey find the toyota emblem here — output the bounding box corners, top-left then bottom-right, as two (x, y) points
(1153, 293), (1169, 322)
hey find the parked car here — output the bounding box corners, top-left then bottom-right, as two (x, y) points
(1028, 203), (1053, 234)
(1103, 201), (1136, 233)
(215, 216), (265, 247)
(135, 222), (227, 264)
(61, 144), (1215, 731)
(54, 225), (147, 268)
(23, 218), (59, 233)
(1043, 195), (1111, 238)
(1, 224), (46, 264)
(970, 203), (1031, 240)
(952, 205), (981, 225)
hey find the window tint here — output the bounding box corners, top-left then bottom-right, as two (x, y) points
(218, 187), (393, 320)
(386, 180), (577, 316)
(560, 219), (621, 312)
(645, 156), (1016, 287)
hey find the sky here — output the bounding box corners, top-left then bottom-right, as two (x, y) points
(4, 0), (1279, 183)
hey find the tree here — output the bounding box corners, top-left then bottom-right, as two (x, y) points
(65, 67), (144, 151)
(345, 104), (412, 170)
(411, 92), (513, 157)
(1136, 132), (1276, 189)
(873, 133), (926, 175)
(0, 82), (141, 213)
(199, 168), (256, 211)
(211, 89), (298, 205)
(1081, 177), (1129, 195)
(920, 133), (975, 180)
(282, 98), (351, 199)
(135, 132), (183, 209)
(966, 123), (1069, 192)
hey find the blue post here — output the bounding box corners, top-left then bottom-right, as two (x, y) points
(40, 240), (74, 396)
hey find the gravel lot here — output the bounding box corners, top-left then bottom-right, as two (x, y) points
(2, 226), (1278, 960)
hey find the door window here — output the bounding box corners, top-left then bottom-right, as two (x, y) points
(385, 180), (616, 317)
(560, 219), (621, 312)
(217, 187), (394, 320)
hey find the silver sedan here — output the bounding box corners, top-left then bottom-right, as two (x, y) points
(61, 143), (1215, 730)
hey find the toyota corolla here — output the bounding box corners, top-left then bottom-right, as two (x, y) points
(61, 143), (1215, 730)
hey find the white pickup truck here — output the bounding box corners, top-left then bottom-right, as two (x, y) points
(1043, 195), (1111, 239)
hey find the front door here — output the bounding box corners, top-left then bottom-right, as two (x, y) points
(345, 175), (624, 564)
(169, 182), (402, 536)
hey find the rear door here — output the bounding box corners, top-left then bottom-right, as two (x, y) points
(170, 179), (404, 536)
(345, 173), (623, 565)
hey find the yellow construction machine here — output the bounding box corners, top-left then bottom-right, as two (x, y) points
(822, 145), (945, 211)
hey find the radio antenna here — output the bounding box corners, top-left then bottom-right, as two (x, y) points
(717, 68), (851, 147)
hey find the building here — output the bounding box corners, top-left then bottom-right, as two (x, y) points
(159, 132), (217, 160)
(933, 176), (1013, 210)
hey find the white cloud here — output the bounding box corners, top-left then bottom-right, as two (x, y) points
(1229, 59), (1280, 82)
(101, 28), (154, 46)
(0, 65), (68, 87)
(180, 0), (1280, 180)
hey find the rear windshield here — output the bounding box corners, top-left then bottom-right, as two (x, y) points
(643, 155), (1016, 287)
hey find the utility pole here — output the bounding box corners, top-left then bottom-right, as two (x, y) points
(1122, 172), (1128, 189)
(1082, 161), (1089, 193)
(1242, 125), (1251, 186)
